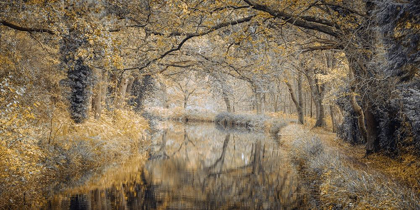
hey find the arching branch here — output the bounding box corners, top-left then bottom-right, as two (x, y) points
(122, 15), (256, 73)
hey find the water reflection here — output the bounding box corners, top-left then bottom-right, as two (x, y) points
(43, 122), (300, 209)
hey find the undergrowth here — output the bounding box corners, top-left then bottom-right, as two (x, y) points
(0, 108), (149, 209)
(289, 127), (420, 209)
(215, 112), (288, 134)
(145, 106), (216, 122)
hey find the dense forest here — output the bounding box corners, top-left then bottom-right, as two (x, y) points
(1, 0), (419, 209)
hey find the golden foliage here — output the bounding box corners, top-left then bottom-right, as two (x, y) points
(0, 106), (149, 208)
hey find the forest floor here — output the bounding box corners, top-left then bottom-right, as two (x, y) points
(280, 123), (420, 209)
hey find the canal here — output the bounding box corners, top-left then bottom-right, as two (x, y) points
(42, 121), (300, 209)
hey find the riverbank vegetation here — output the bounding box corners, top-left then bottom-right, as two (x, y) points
(1, 0), (419, 208)
(0, 105), (149, 209)
(284, 124), (420, 209)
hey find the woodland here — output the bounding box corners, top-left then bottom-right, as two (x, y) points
(0, 0), (419, 209)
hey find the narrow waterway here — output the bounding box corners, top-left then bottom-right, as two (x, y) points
(43, 121), (301, 209)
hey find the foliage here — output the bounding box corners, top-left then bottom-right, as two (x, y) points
(66, 59), (92, 123)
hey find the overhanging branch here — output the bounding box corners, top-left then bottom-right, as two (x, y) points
(123, 15), (256, 74)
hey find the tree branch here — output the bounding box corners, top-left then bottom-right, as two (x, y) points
(1, 20), (55, 35)
(242, 0), (341, 38)
(123, 15), (256, 73)
(302, 44), (342, 52)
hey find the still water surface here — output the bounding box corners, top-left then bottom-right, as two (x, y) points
(43, 122), (299, 209)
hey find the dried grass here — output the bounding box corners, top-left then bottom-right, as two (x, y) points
(287, 126), (420, 209)
(0, 108), (150, 209)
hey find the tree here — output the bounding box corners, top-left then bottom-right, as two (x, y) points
(238, 0), (420, 154)
(283, 72), (305, 124)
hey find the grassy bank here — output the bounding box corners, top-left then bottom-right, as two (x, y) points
(0, 109), (149, 209)
(215, 112), (289, 135)
(282, 125), (420, 209)
(145, 107), (216, 123)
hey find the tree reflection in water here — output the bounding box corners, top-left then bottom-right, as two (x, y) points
(43, 122), (301, 209)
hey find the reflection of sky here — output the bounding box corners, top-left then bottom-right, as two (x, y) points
(150, 122), (281, 171)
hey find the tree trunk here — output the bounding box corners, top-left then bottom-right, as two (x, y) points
(125, 76), (135, 100)
(297, 72), (304, 123)
(350, 91), (368, 141)
(273, 94), (279, 112)
(305, 69), (325, 127)
(309, 93), (314, 118)
(183, 95), (188, 109)
(303, 91), (307, 117)
(330, 105), (336, 133)
(115, 75), (129, 109)
(283, 91), (287, 113)
(284, 77), (304, 124)
(92, 68), (102, 120)
(314, 97), (325, 127)
(134, 75), (153, 111)
(222, 90), (231, 112)
(252, 85), (263, 115)
(252, 140), (262, 174)
(256, 92), (261, 114)
(100, 70), (108, 110)
(365, 103), (380, 153)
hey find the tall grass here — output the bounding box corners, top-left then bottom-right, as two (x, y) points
(0, 108), (150, 209)
(289, 128), (420, 209)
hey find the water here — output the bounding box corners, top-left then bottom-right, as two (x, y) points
(43, 122), (300, 209)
